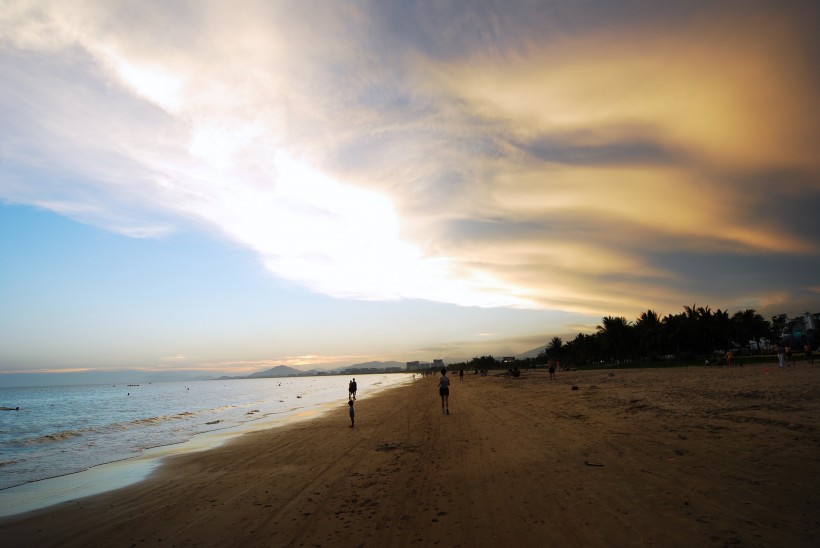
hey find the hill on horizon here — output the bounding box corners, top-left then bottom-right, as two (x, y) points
(248, 365), (303, 378)
(516, 345), (547, 360)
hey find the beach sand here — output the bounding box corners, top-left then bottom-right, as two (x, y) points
(2, 364), (819, 547)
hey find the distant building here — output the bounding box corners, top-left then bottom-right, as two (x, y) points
(773, 312), (819, 350)
(407, 360), (440, 371)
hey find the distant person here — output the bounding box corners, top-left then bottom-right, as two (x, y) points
(438, 368), (450, 415)
(348, 378), (357, 400)
(805, 344), (814, 365)
(785, 345), (793, 366)
(777, 342), (786, 368)
(351, 378), (357, 399)
(459, 367), (464, 382)
(726, 350), (734, 367)
(549, 363), (556, 380)
(348, 399), (355, 428)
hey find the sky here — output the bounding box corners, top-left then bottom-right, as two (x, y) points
(1, 1), (819, 379)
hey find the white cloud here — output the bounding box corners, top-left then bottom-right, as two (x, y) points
(1, 1), (818, 319)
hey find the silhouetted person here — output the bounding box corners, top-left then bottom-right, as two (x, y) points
(438, 368), (450, 415)
(777, 342), (786, 368)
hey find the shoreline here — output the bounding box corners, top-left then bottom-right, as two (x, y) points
(2, 365), (819, 547)
(0, 404), (329, 518)
(0, 375), (412, 517)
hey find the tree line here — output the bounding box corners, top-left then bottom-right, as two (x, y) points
(543, 306), (774, 367)
(453, 306), (781, 370)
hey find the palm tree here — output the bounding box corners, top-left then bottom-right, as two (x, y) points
(681, 304), (714, 354)
(733, 309), (772, 351)
(568, 332), (600, 366)
(597, 316), (634, 364)
(662, 312), (687, 355)
(712, 309), (732, 352)
(697, 305), (715, 354)
(635, 309), (663, 359)
(546, 336), (563, 361)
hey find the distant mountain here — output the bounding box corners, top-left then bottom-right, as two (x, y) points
(343, 360), (405, 371)
(247, 365), (303, 378)
(516, 345), (547, 360)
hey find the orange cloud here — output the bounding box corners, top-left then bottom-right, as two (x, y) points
(424, 8), (818, 173)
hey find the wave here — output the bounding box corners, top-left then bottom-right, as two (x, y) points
(131, 416), (165, 426)
(17, 404), (253, 448)
(23, 430), (84, 445)
(21, 413), (193, 446)
(1, 374), (412, 493)
(212, 404), (240, 412)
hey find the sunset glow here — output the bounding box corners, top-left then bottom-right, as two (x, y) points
(1, 0), (817, 376)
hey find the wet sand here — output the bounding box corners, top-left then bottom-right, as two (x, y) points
(2, 364), (819, 547)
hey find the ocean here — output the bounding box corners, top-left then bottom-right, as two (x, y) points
(0, 373), (412, 513)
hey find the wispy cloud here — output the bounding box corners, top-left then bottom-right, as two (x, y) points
(203, 354), (377, 371)
(2, 0), (818, 322)
(0, 367), (95, 375)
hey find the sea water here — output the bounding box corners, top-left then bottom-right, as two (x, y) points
(0, 374), (411, 494)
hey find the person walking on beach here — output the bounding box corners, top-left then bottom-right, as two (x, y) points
(348, 378), (357, 400)
(459, 367), (464, 382)
(549, 363), (556, 380)
(805, 344), (814, 365)
(777, 342), (786, 368)
(438, 368), (450, 415)
(348, 398), (355, 427)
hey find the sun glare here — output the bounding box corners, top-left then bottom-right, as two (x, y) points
(108, 53), (183, 113)
(198, 152), (535, 308)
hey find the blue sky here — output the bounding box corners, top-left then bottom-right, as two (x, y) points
(1, 204), (576, 374)
(1, 1), (819, 378)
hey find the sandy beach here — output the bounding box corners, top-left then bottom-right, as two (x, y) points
(2, 364), (819, 547)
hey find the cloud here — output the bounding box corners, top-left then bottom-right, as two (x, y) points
(203, 354), (375, 372)
(1, 0), (818, 321)
(404, 4), (820, 314)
